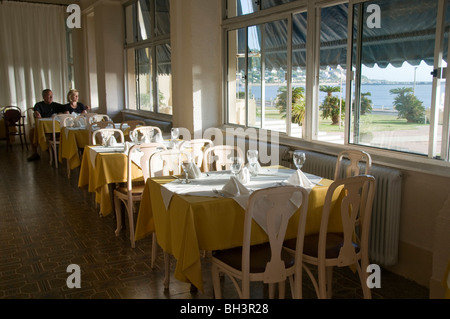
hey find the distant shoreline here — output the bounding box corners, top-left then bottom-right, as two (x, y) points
(262, 81), (433, 86)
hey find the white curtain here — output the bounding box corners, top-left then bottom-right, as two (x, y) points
(0, 1), (68, 113)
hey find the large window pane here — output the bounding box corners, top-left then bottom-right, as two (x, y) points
(227, 28), (246, 125)
(227, 0), (258, 18)
(155, 0), (170, 36)
(248, 25), (262, 128)
(291, 12), (307, 138)
(317, 4), (348, 144)
(351, 0), (438, 155)
(156, 44), (172, 114)
(137, 47), (153, 112)
(263, 20), (288, 133)
(137, 0), (151, 41)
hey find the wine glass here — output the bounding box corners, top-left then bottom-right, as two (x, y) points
(293, 150), (306, 170)
(247, 150), (258, 177)
(230, 157), (243, 178)
(171, 127), (179, 140)
(181, 161), (192, 184)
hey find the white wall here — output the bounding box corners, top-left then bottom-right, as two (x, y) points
(170, 0), (222, 137)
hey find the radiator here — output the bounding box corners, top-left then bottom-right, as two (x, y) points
(297, 150), (402, 266)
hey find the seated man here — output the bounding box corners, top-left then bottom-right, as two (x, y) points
(27, 89), (66, 161)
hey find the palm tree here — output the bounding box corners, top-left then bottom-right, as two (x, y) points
(319, 85), (344, 125)
(275, 86), (306, 126)
(390, 87), (425, 123)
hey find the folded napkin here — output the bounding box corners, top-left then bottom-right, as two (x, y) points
(184, 163), (202, 179)
(252, 190), (304, 235)
(245, 162), (262, 176)
(222, 176), (250, 197)
(238, 166), (250, 184)
(286, 169), (314, 189)
(107, 135), (118, 147)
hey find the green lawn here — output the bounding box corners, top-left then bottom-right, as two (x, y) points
(260, 108), (427, 133)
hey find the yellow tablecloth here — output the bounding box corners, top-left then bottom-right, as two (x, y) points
(78, 146), (143, 216)
(33, 118), (59, 151)
(59, 127), (90, 169)
(135, 174), (344, 292)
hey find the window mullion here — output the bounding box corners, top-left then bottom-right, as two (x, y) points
(429, 0), (446, 158)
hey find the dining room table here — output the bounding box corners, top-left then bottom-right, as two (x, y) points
(78, 137), (173, 216)
(78, 143), (144, 216)
(60, 121), (131, 171)
(134, 166), (345, 293)
(33, 117), (59, 152)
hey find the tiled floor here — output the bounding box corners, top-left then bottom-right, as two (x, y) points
(0, 144), (429, 299)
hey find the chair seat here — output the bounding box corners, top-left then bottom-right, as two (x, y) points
(284, 232), (360, 259)
(212, 243), (295, 273)
(114, 184), (146, 197)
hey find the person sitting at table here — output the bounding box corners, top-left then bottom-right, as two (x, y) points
(65, 89), (89, 114)
(27, 89), (66, 162)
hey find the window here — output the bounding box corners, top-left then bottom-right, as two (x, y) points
(223, 0), (450, 164)
(226, 10), (308, 136)
(124, 0), (172, 115)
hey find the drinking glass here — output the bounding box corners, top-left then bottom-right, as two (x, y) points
(247, 150), (258, 176)
(181, 161), (192, 184)
(171, 127), (179, 140)
(230, 157), (243, 177)
(293, 150), (306, 170)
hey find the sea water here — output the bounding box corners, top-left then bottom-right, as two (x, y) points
(249, 83), (436, 110)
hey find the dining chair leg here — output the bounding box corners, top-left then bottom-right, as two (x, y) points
(164, 251), (170, 290)
(211, 264), (222, 299)
(114, 197), (122, 237)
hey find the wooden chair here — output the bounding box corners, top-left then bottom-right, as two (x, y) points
(211, 185), (310, 299)
(203, 145), (244, 172)
(91, 128), (125, 145)
(283, 175), (376, 299)
(120, 120), (145, 131)
(334, 150), (372, 180)
(129, 126), (163, 144)
(179, 139), (213, 171)
(113, 143), (166, 255)
(2, 106), (28, 151)
(83, 113), (111, 124)
(48, 114), (73, 168)
(120, 120), (145, 141)
(88, 120), (115, 144)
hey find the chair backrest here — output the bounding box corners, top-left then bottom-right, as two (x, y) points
(84, 113), (111, 124)
(120, 120), (145, 131)
(52, 114), (73, 141)
(130, 126), (163, 144)
(242, 186), (309, 292)
(334, 149), (372, 180)
(3, 106), (23, 126)
(127, 143), (167, 183)
(88, 120), (115, 143)
(63, 115), (87, 127)
(149, 149), (184, 177)
(318, 175), (376, 267)
(203, 145), (244, 172)
(179, 139), (214, 170)
(92, 128), (125, 145)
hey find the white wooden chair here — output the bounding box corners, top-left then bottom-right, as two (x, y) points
(91, 128), (125, 145)
(203, 145), (244, 172)
(179, 139), (213, 171)
(129, 126), (163, 144)
(284, 175), (376, 299)
(211, 185), (310, 299)
(113, 143), (166, 260)
(48, 114), (73, 169)
(334, 149), (372, 180)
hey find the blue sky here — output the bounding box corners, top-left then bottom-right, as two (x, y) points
(362, 61), (435, 82)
